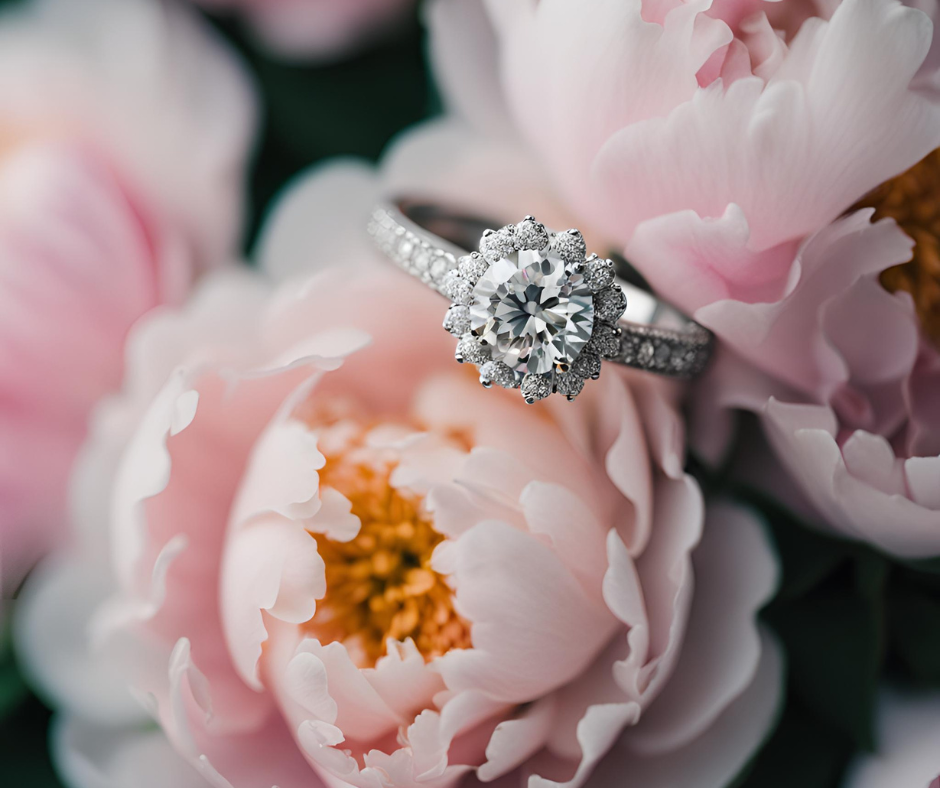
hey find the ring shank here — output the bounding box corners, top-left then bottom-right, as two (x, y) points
(369, 200), (712, 379)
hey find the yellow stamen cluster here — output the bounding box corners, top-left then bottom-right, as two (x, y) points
(855, 148), (940, 344)
(306, 425), (470, 668)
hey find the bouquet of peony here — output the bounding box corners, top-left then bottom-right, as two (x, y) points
(0, 1), (938, 787)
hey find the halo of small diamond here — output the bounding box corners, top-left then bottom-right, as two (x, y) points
(442, 217), (628, 403)
(515, 217), (550, 251)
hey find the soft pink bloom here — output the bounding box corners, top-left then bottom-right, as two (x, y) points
(843, 690), (940, 788)
(194, 0), (414, 61)
(16, 163), (780, 788)
(0, 0), (257, 592)
(426, 0), (940, 556)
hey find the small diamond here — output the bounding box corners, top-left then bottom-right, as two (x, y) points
(638, 342), (655, 365)
(456, 335), (490, 365)
(413, 247), (431, 274)
(587, 323), (621, 358)
(479, 360), (518, 389)
(430, 254), (452, 284)
(554, 373), (585, 400)
(521, 373), (552, 404)
(583, 257), (615, 292)
(443, 271), (473, 305)
(480, 226), (516, 262)
(443, 305), (471, 336)
(398, 238), (414, 260)
(552, 230), (586, 264)
(458, 253), (489, 283)
(571, 352), (601, 380)
(654, 343), (671, 366)
(595, 285), (627, 322)
(515, 218), (549, 251)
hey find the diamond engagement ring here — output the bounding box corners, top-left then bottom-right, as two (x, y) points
(369, 200), (713, 404)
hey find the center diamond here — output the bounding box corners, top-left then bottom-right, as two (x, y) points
(470, 249), (594, 375)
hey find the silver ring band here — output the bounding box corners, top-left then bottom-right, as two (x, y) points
(369, 200), (712, 382)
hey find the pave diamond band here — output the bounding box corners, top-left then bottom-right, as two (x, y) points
(369, 200), (713, 402)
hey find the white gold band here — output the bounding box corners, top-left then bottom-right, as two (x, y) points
(369, 201), (712, 381)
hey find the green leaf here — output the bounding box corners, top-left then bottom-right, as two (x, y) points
(203, 9), (434, 251)
(746, 492), (853, 602)
(733, 697), (854, 788)
(0, 697), (65, 788)
(764, 559), (884, 752)
(886, 571), (940, 686)
(0, 615), (28, 720)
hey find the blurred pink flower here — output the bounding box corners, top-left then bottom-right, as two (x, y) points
(16, 163), (781, 788)
(426, 0), (940, 556)
(843, 690), (940, 788)
(194, 0), (414, 61)
(0, 0), (257, 592)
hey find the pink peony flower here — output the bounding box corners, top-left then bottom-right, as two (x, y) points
(16, 163), (781, 788)
(843, 690), (940, 788)
(194, 0), (415, 61)
(425, 0), (940, 556)
(0, 0), (257, 592)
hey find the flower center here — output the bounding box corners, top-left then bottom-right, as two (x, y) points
(470, 250), (594, 375)
(854, 149), (940, 345)
(304, 419), (470, 667)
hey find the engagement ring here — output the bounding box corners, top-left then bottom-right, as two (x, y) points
(369, 200), (713, 403)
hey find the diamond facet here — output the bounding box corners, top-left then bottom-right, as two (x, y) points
(469, 248), (595, 376)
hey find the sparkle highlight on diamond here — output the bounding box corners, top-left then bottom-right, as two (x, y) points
(469, 249), (594, 376)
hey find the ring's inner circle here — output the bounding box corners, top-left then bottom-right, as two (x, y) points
(470, 249), (594, 375)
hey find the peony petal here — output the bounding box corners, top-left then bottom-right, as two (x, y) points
(622, 501), (778, 754)
(14, 556), (144, 726)
(256, 159), (381, 284)
(589, 629), (783, 788)
(221, 514), (326, 690)
(435, 520), (619, 703)
(426, 0), (514, 137)
(762, 398), (940, 556)
(494, 0), (731, 223)
(596, 0), (940, 250)
(53, 716), (208, 788)
(843, 689), (940, 788)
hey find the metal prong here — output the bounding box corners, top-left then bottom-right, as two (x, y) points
(480, 378), (492, 389)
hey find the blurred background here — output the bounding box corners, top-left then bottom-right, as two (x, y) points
(0, 1), (432, 783)
(1, 2), (939, 788)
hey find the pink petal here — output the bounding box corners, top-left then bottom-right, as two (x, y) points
(435, 520), (619, 703)
(596, 0), (940, 250)
(622, 501), (778, 754)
